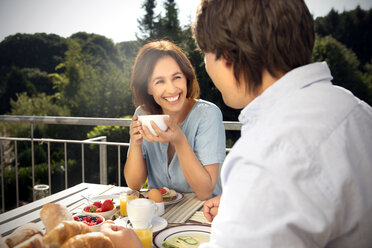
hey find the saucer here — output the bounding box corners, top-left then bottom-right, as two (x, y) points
(114, 216), (168, 232)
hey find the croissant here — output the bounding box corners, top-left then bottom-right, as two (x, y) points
(61, 232), (113, 248)
(42, 221), (91, 248)
(5, 223), (43, 248)
(13, 234), (44, 248)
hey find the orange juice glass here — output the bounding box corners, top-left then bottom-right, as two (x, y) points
(120, 190), (139, 216)
(134, 227), (153, 248)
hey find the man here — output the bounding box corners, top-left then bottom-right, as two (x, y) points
(193, 0), (372, 247)
(102, 0), (372, 247)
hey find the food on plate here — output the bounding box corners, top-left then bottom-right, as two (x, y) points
(148, 189), (163, 203)
(60, 232), (113, 248)
(83, 199), (114, 213)
(159, 187), (177, 202)
(43, 220), (91, 248)
(162, 234), (210, 248)
(40, 203), (73, 233)
(5, 223), (43, 248)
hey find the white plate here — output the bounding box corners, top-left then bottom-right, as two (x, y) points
(114, 216), (168, 233)
(153, 224), (211, 248)
(164, 192), (184, 206)
(89, 194), (120, 207)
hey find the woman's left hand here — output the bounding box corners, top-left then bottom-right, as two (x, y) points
(141, 116), (184, 144)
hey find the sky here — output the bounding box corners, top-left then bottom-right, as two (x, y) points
(1, 0), (371, 44)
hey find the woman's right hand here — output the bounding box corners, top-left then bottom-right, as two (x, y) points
(129, 115), (143, 146)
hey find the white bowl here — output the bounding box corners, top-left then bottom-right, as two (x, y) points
(73, 213), (105, 232)
(82, 207), (116, 220)
(138, 115), (169, 136)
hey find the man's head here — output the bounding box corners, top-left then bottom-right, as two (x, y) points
(192, 0), (314, 96)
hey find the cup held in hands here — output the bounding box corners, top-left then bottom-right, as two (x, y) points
(138, 115), (169, 136)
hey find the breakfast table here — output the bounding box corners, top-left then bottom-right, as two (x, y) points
(0, 182), (211, 242)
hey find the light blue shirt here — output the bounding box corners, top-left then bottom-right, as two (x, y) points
(133, 99), (226, 195)
(201, 62), (372, 248)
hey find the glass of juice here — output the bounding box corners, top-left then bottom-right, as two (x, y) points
(134, 225), (153, 248)
(120, 189), (139, 216)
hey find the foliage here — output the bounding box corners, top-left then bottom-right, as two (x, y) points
(137, 0), (157, 41)
(87, 116), (132, 142)
(0, 92), (70, 138)
(312, 35), (371, 105)
(315, 6), (372, 68)
(50, 37), (134, 118)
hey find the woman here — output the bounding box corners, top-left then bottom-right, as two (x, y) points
(124, 40), (225, 200)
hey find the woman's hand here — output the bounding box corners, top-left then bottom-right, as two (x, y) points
(141, 116), (184, 144)
(203, 195), (221, 222)
(129, 115), (143, 146)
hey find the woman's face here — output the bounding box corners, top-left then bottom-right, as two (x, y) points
(147, 56), (188, 114)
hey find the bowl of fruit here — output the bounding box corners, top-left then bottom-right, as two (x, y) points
(82, 199), (116, 220)
(73, 213), (105, 231)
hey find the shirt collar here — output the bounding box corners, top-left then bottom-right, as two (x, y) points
(238, 62), (333, 125)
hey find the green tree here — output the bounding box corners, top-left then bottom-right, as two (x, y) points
(312, 35), (371, 105)
(315, 6), (372, 68)
(0, 66), (37, 114)
(137, 0), (157, 41)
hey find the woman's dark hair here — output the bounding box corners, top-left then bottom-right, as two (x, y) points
(131, 40), (200, 114)
(192, 0), (314, 94)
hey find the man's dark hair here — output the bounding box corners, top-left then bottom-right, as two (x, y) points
(192, 0), (315, 94)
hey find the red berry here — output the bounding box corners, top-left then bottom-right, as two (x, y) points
(95, 208), (102, 212)
(73, 216), (79, 220)
(93, 201), (102, 208)
(96, 218), (103, 224)
(101, 199), (114, 211)
(83, 205), (92, 212)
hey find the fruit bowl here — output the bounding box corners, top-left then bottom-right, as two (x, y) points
(82, 199), (116, 220)
(73, 213), (105, 232)
(82, 207), (116, 220)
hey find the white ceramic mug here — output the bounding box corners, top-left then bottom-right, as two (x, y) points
(127, 199), (158, 229)
(138, 115), (169, 136)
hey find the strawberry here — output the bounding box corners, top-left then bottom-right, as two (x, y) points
(83, 205), (94, 212)
(93, 201), (102, 208)
(101, 199), (114, 212)
(95, 208), (102, 212)
(88, 206), (97, 213)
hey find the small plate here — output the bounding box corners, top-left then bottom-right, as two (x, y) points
(153, 224), (211, 248)
(164, 192), (184, 206)
(88, 194), (120, 207)
(114, 216), (168, 233)
(140, 191), (184, 206)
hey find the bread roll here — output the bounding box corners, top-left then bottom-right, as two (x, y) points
(5, 223), (43, 248)
(40, 203), (73, 233)
(43, 221), (91, 248)
(0, 234), (10, 248)
(13, 234), (44, 248)
(61, 232), (113, 248)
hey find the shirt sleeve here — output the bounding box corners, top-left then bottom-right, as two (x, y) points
(193, 104), (226, 166)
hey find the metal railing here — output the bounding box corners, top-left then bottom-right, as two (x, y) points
(0, 115), (241, 213)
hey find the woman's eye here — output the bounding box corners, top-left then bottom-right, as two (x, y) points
(155, 80), (164, 85)
(174, 76), (181, 80)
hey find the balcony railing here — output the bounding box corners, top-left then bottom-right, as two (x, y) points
(0, 115), (241, 213)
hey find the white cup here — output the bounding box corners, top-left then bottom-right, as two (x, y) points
(138, 115), (169, 136)
(155, 202), (165, 216)
(127, 199), (158, 229)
